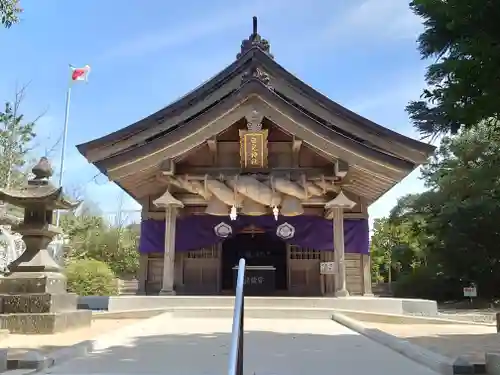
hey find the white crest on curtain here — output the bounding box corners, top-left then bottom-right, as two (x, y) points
(276, 222), (295, 240)
(214, 222), (232, 238)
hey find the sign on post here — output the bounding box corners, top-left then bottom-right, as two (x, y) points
(320, 262), (336, 275)
(463, 286), (477, 298)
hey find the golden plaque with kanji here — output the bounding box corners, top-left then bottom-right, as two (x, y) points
(239, 129), (268, 168)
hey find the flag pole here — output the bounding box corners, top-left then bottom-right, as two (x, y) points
(55, 84), (72, 227)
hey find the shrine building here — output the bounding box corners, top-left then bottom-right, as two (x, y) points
(77, 18), (434, 297)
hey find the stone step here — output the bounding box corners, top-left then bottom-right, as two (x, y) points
(107, 296), (382, 309)
(77, 295), (438, 316)
(82, 296), (367, 310)
(118, 279), (138, 295)
(168, 306), (335, 319)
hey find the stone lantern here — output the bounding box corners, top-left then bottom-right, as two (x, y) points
(0, 157), (91, 334)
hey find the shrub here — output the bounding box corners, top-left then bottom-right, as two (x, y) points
(65, 258), (119, 296)
(392, 267), (462, 302)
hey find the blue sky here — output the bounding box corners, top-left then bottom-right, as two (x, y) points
(1, 0), (430, 227)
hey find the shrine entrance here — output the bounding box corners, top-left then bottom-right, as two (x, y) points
(221, 232), (287, 295)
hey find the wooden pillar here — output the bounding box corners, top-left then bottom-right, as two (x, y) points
(333, 207), (349, 297)
(160, 205), (177, 295)
(153, 189), (183, 296)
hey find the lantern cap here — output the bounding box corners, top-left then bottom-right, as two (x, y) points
(325, 190), (356, 210)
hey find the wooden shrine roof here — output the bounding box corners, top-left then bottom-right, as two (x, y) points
(76, 18), (435, 204)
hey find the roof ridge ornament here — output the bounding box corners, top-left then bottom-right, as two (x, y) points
(245, 110), (264, 131)
(237, 16), (274, 59)
(241, 66), (272, 88)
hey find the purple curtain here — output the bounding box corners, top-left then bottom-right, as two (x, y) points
(139, 215), (369, 254)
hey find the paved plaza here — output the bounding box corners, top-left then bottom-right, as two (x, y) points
(43, 313), (438, 375)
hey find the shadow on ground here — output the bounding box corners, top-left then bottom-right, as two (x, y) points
(402, 333), (499, 363)
(44, 328), (437, 375)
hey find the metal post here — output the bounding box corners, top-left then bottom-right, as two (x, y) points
(228, 258), (245, 375)
(237, 296), (244, 375)
(496, 312), (500, 333)
(55, 86), (72, 227)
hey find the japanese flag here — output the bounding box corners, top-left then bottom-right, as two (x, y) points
(70, 64), (91, 82)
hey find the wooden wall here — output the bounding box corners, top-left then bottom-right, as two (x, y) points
(140, 249), (370, 296)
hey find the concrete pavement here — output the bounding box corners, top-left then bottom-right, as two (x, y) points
(44, 313), (438, 375)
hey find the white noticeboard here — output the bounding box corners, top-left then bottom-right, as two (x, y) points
(463, 286), (477, 298)
(320, 262), (336, 275)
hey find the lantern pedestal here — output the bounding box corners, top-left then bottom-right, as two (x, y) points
(0, 271), (91, 334)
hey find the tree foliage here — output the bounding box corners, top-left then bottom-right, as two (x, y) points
(0, 0), (22, 28)
(0, 86), (37, 189)
(371, 122), (500, 301)
(407, 0), (500, 137)
(61, 213), (140, 277)
(373, 1), (500, 301)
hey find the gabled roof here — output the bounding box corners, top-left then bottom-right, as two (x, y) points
(76, 17), (435, 203)
(98, 82), (414, 180)
(77, 18), (434, 167)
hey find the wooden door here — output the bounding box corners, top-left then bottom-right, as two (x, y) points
(288, 246), (321, 296)
(183, 246), (220, 294)
(145, 256), (163, 295)
(345, 254), (363, 295)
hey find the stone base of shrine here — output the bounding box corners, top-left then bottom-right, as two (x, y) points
(78, 295), (438, 317)
(0, 310), (92, 334)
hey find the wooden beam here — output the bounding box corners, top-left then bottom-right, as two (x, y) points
(125, 163), (389, 206)
(324, 210), (368, 220)
(173, 193), (330, 206)
(335, 160), (349, 178)
(143, 209), (368, 220)
(159, 159), (176, 176)
(206, 137), (218, 165)
(168, 167), (338, 180)
(292, 137), (302, 167)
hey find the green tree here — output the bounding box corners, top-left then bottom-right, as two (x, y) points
(62, 213), (140, 277)
(378, 121), (500, 300)
(60, 213), (105, 240)
(371, 218), (407, 283)
(388, 194), (430, 270)
(407, 0), (500, 138)
(1, 0), (22, 28)
(0, 86), (37, 189)
(416, 122), (500, 297)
